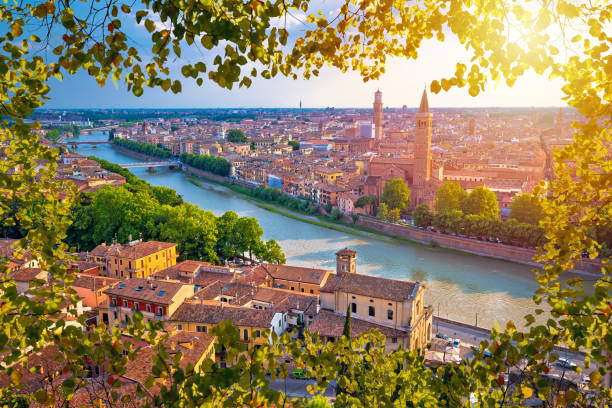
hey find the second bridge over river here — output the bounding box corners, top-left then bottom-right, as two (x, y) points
(119, 161), (182, 171)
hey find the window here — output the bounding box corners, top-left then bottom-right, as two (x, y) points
(387, 310), (393, 320)
(244, 329), (249, 341)
(291, 286), (295, 291)
(351, 296), (356, 299)
(310, 289), (314, 294)
(156, 307), (163, 316)
(392, 337), (398, 344)
(351, 303), (357, 314)
(369, 299), (374, 303)
(301, 288), (304, 292)
(368, 306), (375, 317)
(146, 304), (151, 313)
(113, 311), (117, 319)
(255, 330), (261, 338)
(111, 298), (117, 306)
(197, 325), (207, 333)
(119, 260), (122, 265)
(134, 302), (139, 311)
(177, 324), (183, 331)
(123, 300), (128, 308)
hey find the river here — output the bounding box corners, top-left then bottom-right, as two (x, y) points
(70, 131), (569, 329)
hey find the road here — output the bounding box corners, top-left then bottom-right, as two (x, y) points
(267, 376), (336, 398)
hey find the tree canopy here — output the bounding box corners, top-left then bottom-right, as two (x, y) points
(462, 186), (500, 219)
(435, 181), (467, 213)
(226, 129), (248, 143)
(509, 193), (544, 225)
(0, 0), (610, 406)
(381, 178), (410, 212)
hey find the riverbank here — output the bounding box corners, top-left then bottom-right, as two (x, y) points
(106, 145), (601, 276)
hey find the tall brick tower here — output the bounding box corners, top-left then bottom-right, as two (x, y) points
(373, 90), (383, 139)
(414, 88), (432, 186)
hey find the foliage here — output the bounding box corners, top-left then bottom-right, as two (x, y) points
(354, 194), (377, 208)
(387, 208), (401, 223)
(381, 178), (410, 212)
(113, 138), (171, 159)
(0, 0), (610, 405)
(288, 140), (300, 150)
(412, 204), (433, 228)
(432, 209), (463, 235)
(226, 129), (248, 143)
(45, 128), (61, 142)
(231, 184), (321, 216)
(509, 193), (544, 225)
(351, 214), (360, 224)
(435, 181), (467, 212)
(462, 186), (500, 219)
(330, 208), (341, 220)
(324, 203), (333, 214)
(179, 152), (231, 177)
(377, 203), (388, 221)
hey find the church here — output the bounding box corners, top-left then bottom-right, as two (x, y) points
(362, 89), (442, 209)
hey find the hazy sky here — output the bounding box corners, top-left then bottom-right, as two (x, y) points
(44, 5), (567, 109)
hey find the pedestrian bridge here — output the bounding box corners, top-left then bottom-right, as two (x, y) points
(119, 162), (181, 169)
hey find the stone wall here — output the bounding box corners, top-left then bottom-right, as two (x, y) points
(356, 216), (602, 276)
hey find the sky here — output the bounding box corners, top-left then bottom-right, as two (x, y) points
(43, 3), (567, 109)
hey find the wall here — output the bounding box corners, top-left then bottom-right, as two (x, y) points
(181, 163), (233, 184)
(356, 216), (602, 276)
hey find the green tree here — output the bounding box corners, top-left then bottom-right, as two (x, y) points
(226, 129), (247, 143)
(435, 181), (467, 212)
(412, 204), (433, 228)
(377, 202), (388, 220)
(462, 186), (499, 219)
(1, 0), (610, 405)
(432, 209), (463, 234)
(260, 239), (286, 264)
(388, 208), (401, 223)
(509, 193), (544, 225)
(330, 208), (341, 220)
(235, 216), (265, 262)
(381, 178), (410, 212)
(288, 140), (300, 150)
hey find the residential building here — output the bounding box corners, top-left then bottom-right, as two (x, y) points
(90, 240), (178, 279)
(100, 278), (195, 328)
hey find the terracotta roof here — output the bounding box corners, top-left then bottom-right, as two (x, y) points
(10, 267), (46, 282)
(72, 274), (118, 292)
(320, 273), (419, 302)
(90, 241), (176, 260)
(108, 241), (176, 260)
(336, 248), (356, 256)
(257, 263), (331, 285)
(154, 260), (234, 287)
(104, 278), (189, 305)
(309, 310), (409, 338)
(171, 303), (277, 328)
(122, 331), (215, 385)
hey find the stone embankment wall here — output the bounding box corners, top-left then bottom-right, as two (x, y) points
(181, 164), (232, 184)
(356, 216), (602, 276)
(111, 145), (166, 162)
(108, 147), (603, 276)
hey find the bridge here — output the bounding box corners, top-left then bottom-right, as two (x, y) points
(61, 141), (112, 148)
(120, 161), (181, 171)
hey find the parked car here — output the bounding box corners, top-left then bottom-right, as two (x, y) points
(436, 332), (451, 342)
(555, 358), (576, 369)
(292, 369), (310, 379)
(452, 339), (461, 348)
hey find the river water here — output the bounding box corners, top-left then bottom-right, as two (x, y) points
(70, 131), (569, 329)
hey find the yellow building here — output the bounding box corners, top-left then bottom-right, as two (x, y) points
(318, 249), (433, 351)
(170, 303), (286, 355)
(90, 240), (178, 279)
(100, 278), (194, 328)
(313, 166), (344, 185)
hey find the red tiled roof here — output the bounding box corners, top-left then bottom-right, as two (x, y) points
(104, 278), (189, 305)
(321, 273), (418, 302)
(309, 310), (409, 338)
(257, 263), (331, 285)
(171, 303), (276, 328)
